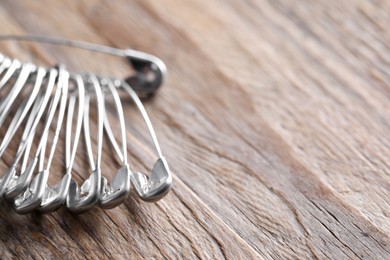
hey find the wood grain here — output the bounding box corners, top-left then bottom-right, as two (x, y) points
(0, 0), (389, 259)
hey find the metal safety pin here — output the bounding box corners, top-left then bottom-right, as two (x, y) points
(5, 67), (65, 201)
(67, 74), (103, 213)
(0, 68), (58, 169)
(39, 74), (85, 213)
(13, 67), (69, 213)
(13, 111), (50, 213)
(99, 78), (131, 209)
(0, 66), (43, 197)
(0, 34), (166, 97)
(0, 92), (42, 197)
(117, 80), (172, 202)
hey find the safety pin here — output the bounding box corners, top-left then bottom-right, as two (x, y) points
(39, 74), (85, 213)
(0, 92), (42, 197)
(4, 67), (65, 201)
(1, 68), (57, 178)
(13, 67), (69, 213)
(99, 78), (130, 209)
(0, 34), (166, 97)
(13, 109), (50, 213)
(67, 74), (103, 213)
(116, 80), (172, 202)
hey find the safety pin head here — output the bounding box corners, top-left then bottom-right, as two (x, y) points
(39, 174), (72, 213)
(13, 170), (49, 214)
(131, 157), (172, 202)
(99, 164), (131, 209)
(4, 158), (37, 199)
(66, 169), (101, 213)
(124, 49), (167, 98)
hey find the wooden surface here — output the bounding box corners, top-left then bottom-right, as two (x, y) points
(0, 0), (389, 259)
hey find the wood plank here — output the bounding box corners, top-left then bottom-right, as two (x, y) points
(0, 0), (389, 258)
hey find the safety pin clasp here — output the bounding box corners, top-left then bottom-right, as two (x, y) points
(39, 174), (72, 213)
(13, 170), (49, 214)
(99, 165), (131, 209)
(124, 49), (167, 98)
(131, 157), (172, 202)
(4, 158), (37, 199)
(67, 169), (101, 213)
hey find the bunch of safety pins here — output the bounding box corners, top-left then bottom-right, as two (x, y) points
(0, 35), (172, 214)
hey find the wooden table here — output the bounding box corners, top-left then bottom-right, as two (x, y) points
(0, 0), (389, 259)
